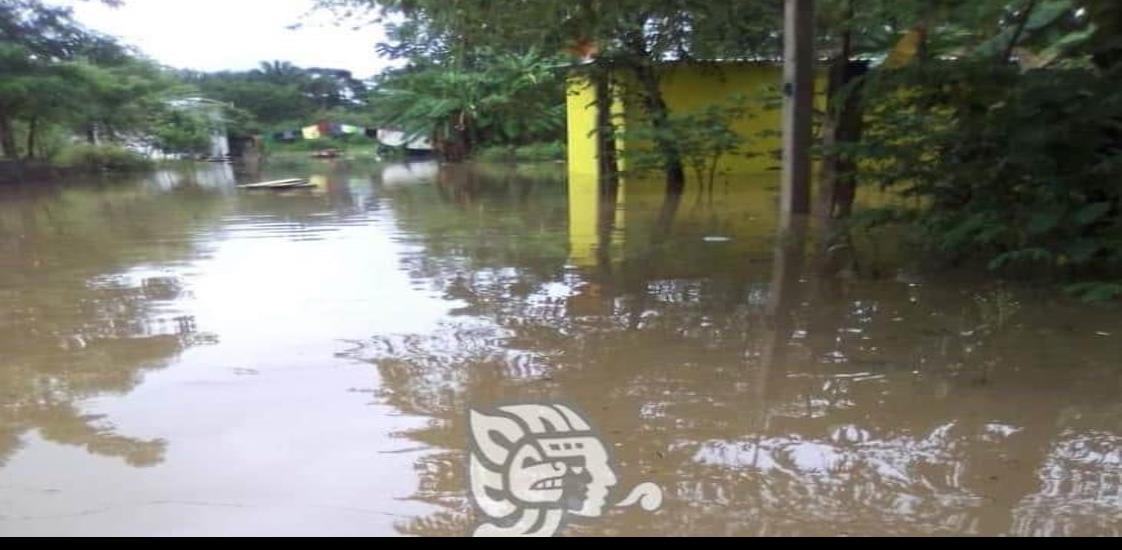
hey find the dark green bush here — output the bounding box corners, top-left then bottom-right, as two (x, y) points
(476, 142), (566, 162)
(56, 144), (154, 172)
(855, 61), (1122, 301)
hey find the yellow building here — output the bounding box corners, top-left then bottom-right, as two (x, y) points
(566, 62), (827, 267)
(567, 62), (828, 181)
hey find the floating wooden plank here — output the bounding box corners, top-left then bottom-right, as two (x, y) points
(243, 182), (316, 190)
(237, 178), (307, 189)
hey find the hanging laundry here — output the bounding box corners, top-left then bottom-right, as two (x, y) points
(302, 125), (321, 140)
(318, 121), (332, 135)
(341, 124), (361, 135)
(365, 128), (379, 139)
(328, 123), (344, 137)
(377, 129), (407, 148)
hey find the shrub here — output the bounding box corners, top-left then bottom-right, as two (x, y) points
(855, 61), (1122, 300)
(476, 142), (566, 162)
(55, 144), (154, 172)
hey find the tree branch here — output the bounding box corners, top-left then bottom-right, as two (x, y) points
(1001, 0), (1039, 64)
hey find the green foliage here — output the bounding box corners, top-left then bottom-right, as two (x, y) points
(0, 0), (124, 61)
(75, 59), (190, 139)
(370, 49), (567, 156)
(476, 142), (566, 163)
(855, 60), (1122, 294)
(0, 1), (195, 164)
(622, 94), (753, 188)
(318, 0), (779, 166)
(55, 143), (153, 172)
(181, 62), (369, 133)
(150, 108), (213, 156)
(1065, 281), (1122, 302)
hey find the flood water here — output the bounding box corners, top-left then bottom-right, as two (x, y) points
(1, 162), (1120, 536)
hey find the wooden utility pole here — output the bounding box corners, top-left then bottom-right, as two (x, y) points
(782, 0), (816, 220)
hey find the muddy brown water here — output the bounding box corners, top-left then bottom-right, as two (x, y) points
(0, 162), (1120, 536)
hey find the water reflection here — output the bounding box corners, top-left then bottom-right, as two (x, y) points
(0, 178), (230, 470)
(0, 162), (1119, 536)
(351, 166), (1122, 536)
(0, 164), (443, 535)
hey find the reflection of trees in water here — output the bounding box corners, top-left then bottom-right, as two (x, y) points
(680, 421), (1031, 535)
(0, 279), (202, 467)
(1014, 431), (1122, 536)
(392, 451), (477, 537)
(386, 164), (569, 283)
(0, 166), (391, 469)
(352, 168), (1122, 535)
(0, 182), (232, 468)
(0, 278), (189, 468)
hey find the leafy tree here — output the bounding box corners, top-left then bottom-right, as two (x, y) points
(838, 1), (1122, 299)
(369, 49), (566, 160)
(182, 62), (369, 133)
(183, 69), (313, 131)
(0, 0), (185, 159)
(0, 0), (123, 60)
(303, 67), (368, 110)
(149, 107), (214, 156)
(317, 0), (776, 184)
(623, 94), (753, 192)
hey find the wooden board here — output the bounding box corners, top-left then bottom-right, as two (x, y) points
(237, 178), (306, 189)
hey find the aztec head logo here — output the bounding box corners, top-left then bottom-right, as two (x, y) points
(468, 403), (662, 537)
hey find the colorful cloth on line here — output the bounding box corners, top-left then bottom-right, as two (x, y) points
(290, 124), (382, 140)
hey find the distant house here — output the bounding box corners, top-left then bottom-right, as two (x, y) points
(376, 128), (433, 153)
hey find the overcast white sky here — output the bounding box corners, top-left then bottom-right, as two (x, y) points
(51, 0), (397, 78)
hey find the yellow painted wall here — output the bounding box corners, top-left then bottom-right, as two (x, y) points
(655, 63), (826, 176)
(566, 76), (601, 179)
(565, 64), (911, 270)
(567, 62), (827, 184)
(568, 63), (832, 266)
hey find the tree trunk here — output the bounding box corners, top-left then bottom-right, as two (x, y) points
(817, 1), (866, 222)
(593, 68), (620, 197)
(0, 112), (17, 160)
(437, 112), (473, 163)
(630, 62), (686, 194)
(621, 22), (685, 194)
(818, 60), (867, 221)
(26, 116), (38, 160)
(782, 0), (817, 218)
